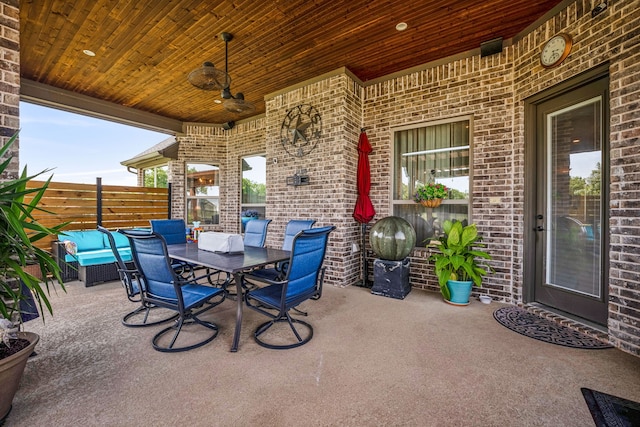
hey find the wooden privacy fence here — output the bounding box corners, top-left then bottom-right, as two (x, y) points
(25, 178), (170, 251)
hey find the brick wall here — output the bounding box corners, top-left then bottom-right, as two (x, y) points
(0, 0), (20, 179)
(168, 0), (639, 356)
(363, 51), (518, 299)
(170, 125), (228, 226)
(263, 75), (363, 287)
(173, 75), (363, 287)
(361, 0), (639, 355)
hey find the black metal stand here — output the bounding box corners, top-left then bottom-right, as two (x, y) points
(357, 223), (370, 287)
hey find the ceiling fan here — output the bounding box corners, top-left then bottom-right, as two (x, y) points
(187, 32), (256, 115)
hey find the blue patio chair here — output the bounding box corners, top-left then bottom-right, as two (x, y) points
(120, 230), (226, 352)
(149, 219), (188, 244)
(242, 225), (335, 349)
(98, 226), (177, 328)
(150, 219), (196, 277)
(243, 218), (272, 248)
(249, 219), (316, 281)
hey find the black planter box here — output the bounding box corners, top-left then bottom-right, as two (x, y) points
(371, 257), (411, 299)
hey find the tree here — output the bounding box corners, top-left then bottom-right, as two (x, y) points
(144, 167), (168, 188)
(242, 177), (266, 203)
(586, 162), (601, 195)
(570, 162), (601, 196)
(570, 176), (587, 195)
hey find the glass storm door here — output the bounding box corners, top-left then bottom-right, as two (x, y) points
(534, 76), (608, 325)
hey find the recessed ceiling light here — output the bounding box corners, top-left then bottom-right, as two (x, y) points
(396, 22), (408, 31)
(214, 99), (222, 104)
(83, 49), (96, 57)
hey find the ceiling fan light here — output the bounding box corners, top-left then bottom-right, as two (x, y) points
(188, 62), (231, 91)
(221, 87), (232, 99)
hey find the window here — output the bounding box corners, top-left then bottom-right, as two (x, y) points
(186, 163), (220, 225)
(392, 118), (471, 244)
(143, 165), (168, 188)
(240, 155), (266, 230)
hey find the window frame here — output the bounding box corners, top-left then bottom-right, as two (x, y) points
(185, 162), (220, 226)
(240, 153), (267, 226)
(389, 115), (474, 238)
(142, 164), (169, 188)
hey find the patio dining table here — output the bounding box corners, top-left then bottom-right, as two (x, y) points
(167, 243), (290, 352)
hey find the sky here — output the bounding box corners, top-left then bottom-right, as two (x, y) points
(18, 102), (170, 186)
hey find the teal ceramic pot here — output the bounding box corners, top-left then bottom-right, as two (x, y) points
(446, 280), (473, 305)
(369, 216), (416, 260)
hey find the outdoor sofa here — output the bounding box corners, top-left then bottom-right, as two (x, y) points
(52, 229), (133, 287)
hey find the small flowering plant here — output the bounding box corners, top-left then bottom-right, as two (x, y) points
(241, 209), (260, 218)
(413, 182), (449, 202)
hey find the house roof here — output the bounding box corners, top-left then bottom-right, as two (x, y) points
(19, 0), (567, 131)
(120, 136), (178, 169)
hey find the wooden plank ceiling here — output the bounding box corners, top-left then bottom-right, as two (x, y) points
(20, 0), (564, 126)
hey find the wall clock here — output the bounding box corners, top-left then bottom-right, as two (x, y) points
(280, 104), (322, 158)
(540, 33), (573, 69)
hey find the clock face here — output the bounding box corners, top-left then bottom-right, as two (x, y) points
(540, 33), (572, 68)
(280, 104), (322, 157)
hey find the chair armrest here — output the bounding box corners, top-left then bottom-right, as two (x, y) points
(240, 271), (284, 287)
(51, 240), (66, 261)
(51, 240), (79, 282)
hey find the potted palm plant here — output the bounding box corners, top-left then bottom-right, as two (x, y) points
(0, 131), (67, 423)
(429, 220), (493, 305)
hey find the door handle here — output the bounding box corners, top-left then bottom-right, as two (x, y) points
(535, 226), (545, 231)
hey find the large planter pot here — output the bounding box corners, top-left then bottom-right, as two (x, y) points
(0, 332), (39, 423)
(445, 280), (474, 306)
(369, 216), (416, 261)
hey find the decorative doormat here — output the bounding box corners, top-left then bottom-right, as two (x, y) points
(493, 306), (613, 349)
(581, 388), (640, 427)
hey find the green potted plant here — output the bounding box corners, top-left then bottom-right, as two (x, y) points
(429, 220), (493, 305)
(0, 131), (67, 423)
(414, 182), (449, 208)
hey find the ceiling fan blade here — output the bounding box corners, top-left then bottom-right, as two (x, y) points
(223, 97), (256, 114)
(189, 32), (256, 116)
(188, 62), (231, 91)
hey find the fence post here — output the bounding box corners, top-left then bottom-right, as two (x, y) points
(96, 177), (102, 226)
(168, 182), (172, 219)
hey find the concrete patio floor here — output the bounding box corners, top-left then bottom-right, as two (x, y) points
(7, 279), (640, 426)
